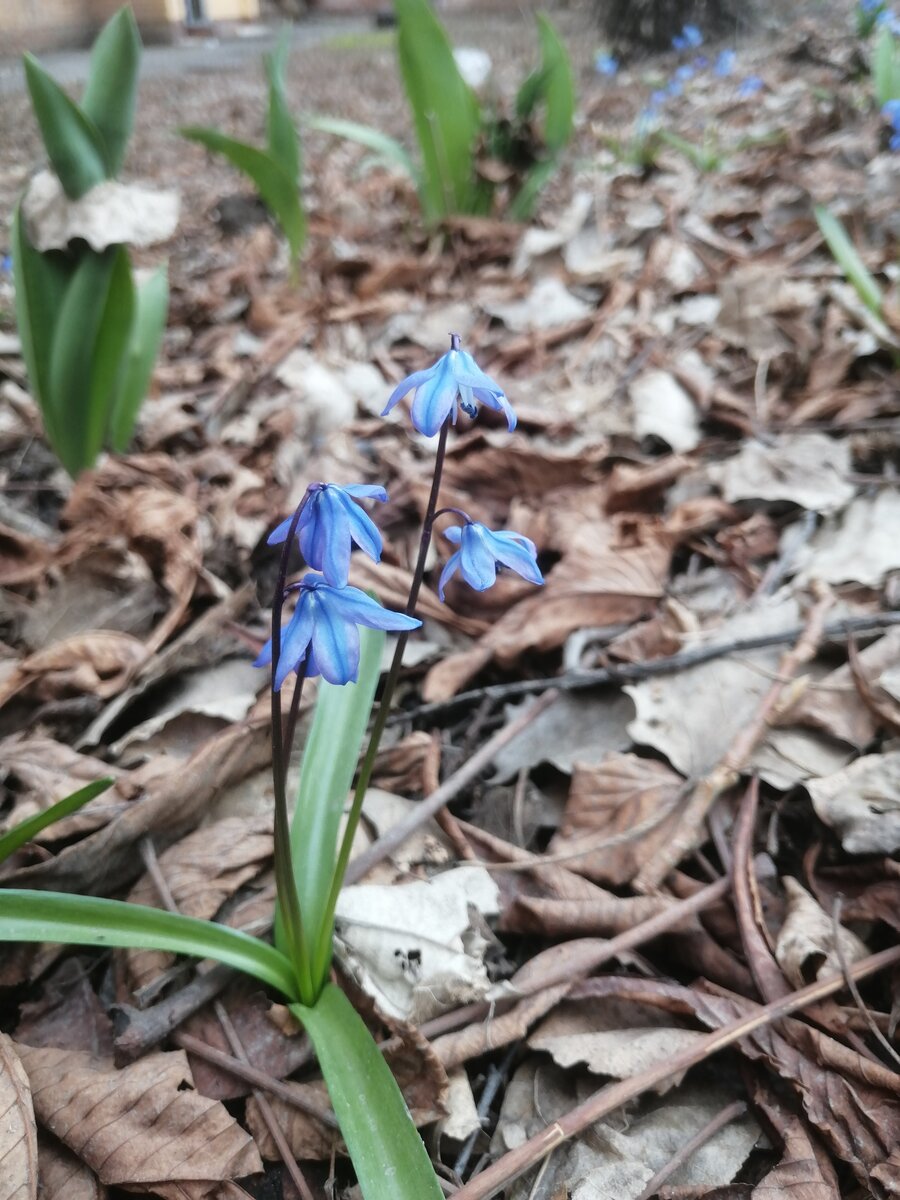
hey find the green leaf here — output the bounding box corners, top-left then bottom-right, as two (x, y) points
(45, 244), (118, 472)
(307, 115), (419, 181)
(108, 264), (168, 452)
(814, 204), (883, 317)
(872, 28), (900, 106)
(23, 54), (109, 197)
(393, 0), (481, 220)
(0, 779), (113, 866)
(515, 64), (552, 123)
(508, 158), (558, 221)
(534, 12), (575, 154)
(181, 127), (306, 261)
(0, 890), (299, 999)
(282, 626), (382, 981)
(80, 6), (142, 177)
(10, 205), (75, 453)
(292, 986), (443, 1200)
(265, 30), (300, 188)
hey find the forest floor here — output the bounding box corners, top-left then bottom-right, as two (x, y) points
(0, 2), (899, 1198)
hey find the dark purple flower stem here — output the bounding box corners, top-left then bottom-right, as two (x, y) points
(310, 420), (451, 988)
(270, 492), (315, 1003)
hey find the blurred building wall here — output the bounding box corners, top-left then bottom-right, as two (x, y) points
(1, 0), (260, 52)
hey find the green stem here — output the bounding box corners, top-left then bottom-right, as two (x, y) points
(310, 420), (450, 990)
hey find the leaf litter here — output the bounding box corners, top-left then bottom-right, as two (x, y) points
(1, 4), (900, 1198)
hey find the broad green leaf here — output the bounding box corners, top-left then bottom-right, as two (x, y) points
(815, 204), (883, 317)
(86, 247), (135, 464)
(10, 205), (75, 453)
(292, 986), (443, 1200)
(265, 30), (300, 188)
(181, 128), (306, 260)
(307, 115), (419, 181)
(393, 0), (481, 220)
(46, 247), (118, 475)
(23, 54), (108, 197)
(108, 264), (168, 452)
(0, 779), (113, 865)
(873, 28), (900, 105)
(0, 890), (299, 999)
(515, 64), (552, 122)
(534, 13), (575, 154)
(508, 158), (558, 221)
(80, 6), (141, 176)
(281, 627), (382, 982)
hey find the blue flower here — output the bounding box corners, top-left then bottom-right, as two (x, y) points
(382, 337), (516, 438)
(884, 99), (900, 148)
(438, 522), (544, 600)
(876, 6), (900, 30)
(673, 24), (703, 51)
(268, 483), (387, 588)
(650, 88), (669, 108)
(861, 0), (882, 11)
(257, 574), (421, 688)
(595, 52), (619, 76)
(737, 75), (764, 98)
(0, 254), (11, 275)
(714, 49), (736, 76)
(675, 63), (695, 83)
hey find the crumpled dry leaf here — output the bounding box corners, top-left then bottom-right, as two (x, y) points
(0, 1033), (37, 1200)
(484, 277), (592, 332)
(751, 1078), (839, 1200)
(548, 752), (685, 885)
(0, 522), (53, 588)
(775, 878), (869, 989)
(491, 692), (634, 782)
(125, 815), (272, 990)
(334, 866), (501, 1023)
(708, 433), (855, 514)
(37, 1134), (104, 1200)
(23, 170), (179, 252)
(793, 491), (900, 587)
(14, 1044), (260, 1197)
(806, 751), (900, 854)
(629, 369), (701, 452)
(0, 631), (146, 711)
(439, 1069), (481, 1141)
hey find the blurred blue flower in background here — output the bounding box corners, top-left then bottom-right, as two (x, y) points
(737, 75), (764, 98)
(883, 99), (900, 149)
(595, 52), (618, 76)
(438, 523), (543, 600)
(714, 49), (737, 76)
(673, 24), (703, 51)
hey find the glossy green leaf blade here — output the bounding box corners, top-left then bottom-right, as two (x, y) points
(80, 6), (142, 176)
(10, 205), (75, 452)
(108, 264), (168, 452)
(86, 246), (135, 464)
(815, 204), (883, 316)
(181, 128), (306, 260)
(393, 0), (481, 220)
(0, 891), (298, 998)
(23, 54), (108, 197)
(0, 779), (113, 866)
(872, 28), (900, 106)
(307, 115), (419, 180)
(534, 12), (575, 153)
(292, 986), (443, 1200)
(46, 247), (117, 475)
(265, 30), (300, 187)
(286, 626), (383, 965)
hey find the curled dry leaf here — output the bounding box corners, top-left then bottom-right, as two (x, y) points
(806, 751), (900, 856)
(0, 523), (53, 588)
(775, 878), (869, 989)
(37, 1135), (104, 1200)
(126, 815), (273, 990)
(14, 1044), (261, 1196)
(629, 369), (701, 452)
(708, 433), (855, 514)
(751, 1078), (839, 1200)
(0, 631), (146, 712)
(0, 1033), (37, 1200)
(23, 171), (179, 252)
(548, 752), (685, 885)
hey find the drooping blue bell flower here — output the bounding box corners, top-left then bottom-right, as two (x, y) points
(438, 522), (544, 600)
(268, 483), (387, 588)
(672, 24), (703, 51)
(595, 52), (619, 76)
(257, 574), (421, 688)
(382, 334), (516, 438)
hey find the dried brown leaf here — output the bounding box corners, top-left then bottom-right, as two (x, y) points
(37, 1135), (105, 1200)
(0, 1034), (37, 1200)
(15, 1044), (261, 1194)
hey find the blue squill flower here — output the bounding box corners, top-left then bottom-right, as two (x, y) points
(257, 574), (421, 688)
(650, 88), (669, 108)
(737, 75), (764, 98)
(673, 24), (703, 51)
(675, 64), (695, 83)
(382, 335), (516, 438)
(884, 99), (900, 148)
(268, 483), (387, 588)
(595, 52), (619, 76)
(438, 522), (543, 600)
(714, 49), (736, 76)
(0, 254), (11, 275)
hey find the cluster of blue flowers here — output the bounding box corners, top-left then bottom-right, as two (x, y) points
(258, 342), (543, 688)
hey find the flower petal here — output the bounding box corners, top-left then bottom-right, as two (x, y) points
(328, 584), (421, 631)
(267, 515), (294, 546)
(438, 550), (461, 600)
(382, 366), (436, 415)
(444, 525), (463, 545)
(340, 484), (389, 502)
(459, 524), (498, 591)
(319, 490), (353, 587)
(337, 492), (383, 563)
(311, 602), (360, 685)
(489, 532), (544, 586)
(411, 359), (458, 437)
(274, 596), (315, 690)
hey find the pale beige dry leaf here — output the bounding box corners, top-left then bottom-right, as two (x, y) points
(629, 369), (701, 452)
(793, 491), (900, 587)
(23, 171), (179, 251)
(15, 1044), (261, 1194)
(708, 433), (855, 514)
(548, 752), (685, 885)
(37, 1135), (104, 1200)
(806, 751), (900, 855)
(775, 878), (869, 989)
(491, 692), (635, 783)
(126, 814), (273, 989)
(0, 1034), (37, 1200)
